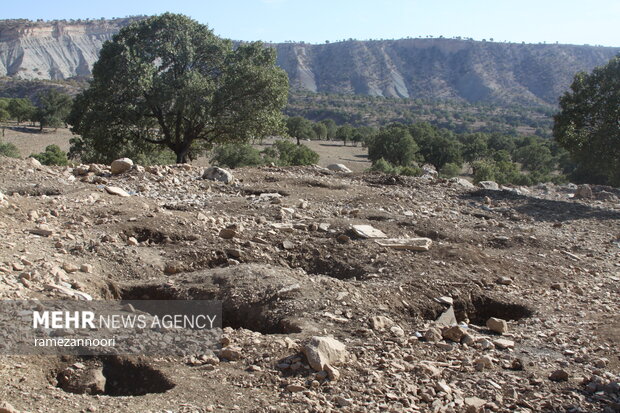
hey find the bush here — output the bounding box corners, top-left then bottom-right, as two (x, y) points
(31, 145), (68, 166)
(210, 144), (264, 168)
(0, 141), (20, 158)
(439, 162), (461, 178)
(369, 158), (421, 177)
(271, 140), (319, 166)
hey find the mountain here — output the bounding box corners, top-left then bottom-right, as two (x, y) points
(1, 18), (619, 106)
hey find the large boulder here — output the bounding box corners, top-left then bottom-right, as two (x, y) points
(327, 164), (352, 173)
(202, 167), (234, 184)
(110, 158), (134, 174)
(303, 336), (347, 371)
(451, 177), (475, 188)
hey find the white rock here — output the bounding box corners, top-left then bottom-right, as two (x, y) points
(303, 336), (347, 371)
(202, 167), (234, 184)
(486, 317), (508, 334)
(326, 164), (352, 173)
(374, 237), (432, 251)
(351, 224), (387, 239)
(105, 186), (130, 197)
(110, 158), (134, 174)
(451, 177), (475, 188)
(28, 157), (42, 168)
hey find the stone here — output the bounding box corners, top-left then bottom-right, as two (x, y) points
(302, 336), (347, 371)
(351, 224), (387, 239)
(164, 262), (184, 275)
(219, 228), (237, 239)
(442, 325), (466, 342)
(474, 356), (494, 371)
(549, 369), (569, 382)
(424, 327), (443, 342)
(326, 164), (352, 173)
(105, 186), (130, 197)
(324, 364), (341, 381)
(80, 264), (93, 273)
(0, 402), (18, 413)
(574, 184), (592, 199)
(219, 346), (243, 361)
(464, 397), (487, 413)
(497, 276), (513, 285)
(370, 315), (395, 330)
(334, 396), (352, 407)
(202, 167), (234, 184)
(63, 262), (79, 273)
(28, 157), (42, 168)
(336, 234), (350, 243)
(479, 181), (499, 190)
(435, 380), (452, 394)
(110, 158), (134, 174)
(29, 226), (53, 237)
(286, 384), (305, 392)
(451, 177), (475, 188)
(58, 367), (106, 395)
(375, 237), (433, 251)
(493, 338), (515, 349)
(281, 240), (295, 250)
(435, 306), (457, 326)
(127, 237), (139, 246)
(486, 317), (508, 334)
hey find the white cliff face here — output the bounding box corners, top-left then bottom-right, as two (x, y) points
(0, 19), (133, 80)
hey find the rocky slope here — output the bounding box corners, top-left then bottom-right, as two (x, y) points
(1, 18), (619, 106)
(0, 156), (618, 412)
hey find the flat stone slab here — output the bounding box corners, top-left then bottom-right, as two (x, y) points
(105, 186), (130, 197)
(374, 237), (432, 251)
(352, 225), (387, 239)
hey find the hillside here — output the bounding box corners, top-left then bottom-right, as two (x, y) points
(0, 18), (619, 106)
(0, 157), (618, 411)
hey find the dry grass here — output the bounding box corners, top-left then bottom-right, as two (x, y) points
(0, 126), (372, 172)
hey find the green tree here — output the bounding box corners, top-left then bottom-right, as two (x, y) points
(336, 124), (353, 146)
(270, 140), (319, 166)
(69, 13), (289, 164)
(312, 122), (328, 141)
(8, 98), (37, 124)
(553, 54), (620, 185)
(286, 116), (316, 145)
(320, 119), (337, 140)
(367, 125), (419, 166)
(31, 144), (69, 166)
(35, 90), (72, 131)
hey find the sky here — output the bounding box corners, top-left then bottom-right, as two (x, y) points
(3, 0), (620, 47)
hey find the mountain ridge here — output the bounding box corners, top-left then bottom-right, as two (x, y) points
(1, 18), (619, 106)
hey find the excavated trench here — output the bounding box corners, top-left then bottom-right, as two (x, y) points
(55, 356), (175, 396)
(454, 293), (534, 325)
(119, 284), (301, 334)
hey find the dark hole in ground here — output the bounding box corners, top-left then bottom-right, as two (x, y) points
(297, 256), (366, 280)
(454, 294), (534, 325)
(120, 284), (300, 335)
(55, 356), (174, 396)
(129, 227), (196, 244)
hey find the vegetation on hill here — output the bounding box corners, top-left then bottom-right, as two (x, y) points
(554, 54), (620, 186)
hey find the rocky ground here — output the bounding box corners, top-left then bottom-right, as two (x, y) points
(0, 156), (618, 413)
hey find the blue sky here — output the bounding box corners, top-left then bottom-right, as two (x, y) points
(4, 0), (620, 46)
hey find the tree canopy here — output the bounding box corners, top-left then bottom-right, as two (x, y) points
(553, 54), (620, 186)
(69, 13), (289, 164)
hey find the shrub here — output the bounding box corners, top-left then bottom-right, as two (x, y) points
(210, 144), (264, 168)
(367, 125), (419, 166)
(31, 145), (68, 166)
(439, 162), (461, 178)
(271, 140), (319, 166)
(0, 141), (20, 158)
(369, 158), (421, 177)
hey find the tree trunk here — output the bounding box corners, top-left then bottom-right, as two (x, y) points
(175, 143), (191, 164)
(296, 136), (301, 146)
